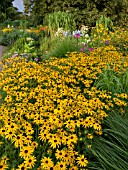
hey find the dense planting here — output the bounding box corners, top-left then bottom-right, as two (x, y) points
(0, 9), (128, 170)
(0, 43), (128, 169)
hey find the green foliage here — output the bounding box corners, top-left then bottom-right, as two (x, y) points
(23, 15), (42, 28)
(0, 19), (12, 28)
(11, 20), (29, 29)
(3, 36), (42, 62)
(11, 20), (20, 27)
(0, 28), (42, 47)
(94, 0), (128, 27)
(41, 37), (77, 60)
(94, 65), (128, 94)
(25, 32), (41, 43)
(40, 36), (58, 55)
(0, 0), (22, 23)
(23, 0), (128, 28)
(91, 110), (128, 170)
(8, 37), (26, 54)
(0, 29), (25, 46)
(96, 15), (114, 31)
(43, 11), (76, 35)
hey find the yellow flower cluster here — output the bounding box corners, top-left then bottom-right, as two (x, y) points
(92, 24), (111, 43)
(96, 24), (107, 33)
(0, 46), (127, 169)
(27, 26), (48, 34)
(38, 25), (48, 31)
(2, 28), (13, 33)
(92, 24), (128, 49)
(0, 156), (9, 170)
(27, 29), (40, 34)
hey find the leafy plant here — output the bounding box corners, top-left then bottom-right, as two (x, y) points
(91, 109), (128, 170)
(96, 15), (114, 32)
(43, 11), (76, 37)
(0, 28), (24, 46)
(42, 36), (77, 59)
(94, 65), (128, 94)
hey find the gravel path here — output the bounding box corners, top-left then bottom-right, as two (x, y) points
(0, 45), (7, 71)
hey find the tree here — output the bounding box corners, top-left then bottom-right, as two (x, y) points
(23, 0), (128, 27)
(0, 0), (21, 22)
(23, 0), (97, 27)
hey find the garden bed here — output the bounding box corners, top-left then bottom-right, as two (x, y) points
(0, 16), (128, 169)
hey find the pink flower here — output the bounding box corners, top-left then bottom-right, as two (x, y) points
(34, 58), (39, 62)
(74, 33), (81, 38)
(88, 47), (94, 51)
(80, 48), (85, 52)
(105, 40), (109, 44)
(10, 52), (18, 59)
(83, 43), (87, 47)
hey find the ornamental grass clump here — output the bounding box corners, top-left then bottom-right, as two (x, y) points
(91, 109), (128, 170)
(0, 45), (127, 169)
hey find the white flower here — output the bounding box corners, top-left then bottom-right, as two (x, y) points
(85, 34), (89, 38)
(63, 30), (72, 37)
(26, 37), (34, 41)
(55, 27), (64, 36)
(87, 39), (91, 43)
(73, 30), (81, 35)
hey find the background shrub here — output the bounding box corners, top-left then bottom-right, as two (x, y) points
(0, 29), (24, 46)
(23, 0), (128, 28)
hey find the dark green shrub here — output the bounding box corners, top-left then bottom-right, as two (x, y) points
(24, 0), (128, 28)
(0, 29), (24, 46)
(25, 32), (40, 42)
(12, 20), (21, 27)
(0, 19), (13, 28)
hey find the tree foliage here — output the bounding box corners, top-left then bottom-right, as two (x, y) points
(23, 0), (128, 27)
(0, 0), (22, 23)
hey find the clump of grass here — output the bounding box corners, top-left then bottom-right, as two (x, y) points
(43, 37), (77, 59)
(94, 64), (128, 94)
(91, 110), (128, 170)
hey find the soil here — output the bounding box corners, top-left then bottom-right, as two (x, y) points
(0, 45), (8, 71)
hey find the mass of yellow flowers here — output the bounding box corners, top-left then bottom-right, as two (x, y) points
(2, 28), (13, 33)
(0, 44), (127, 169)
